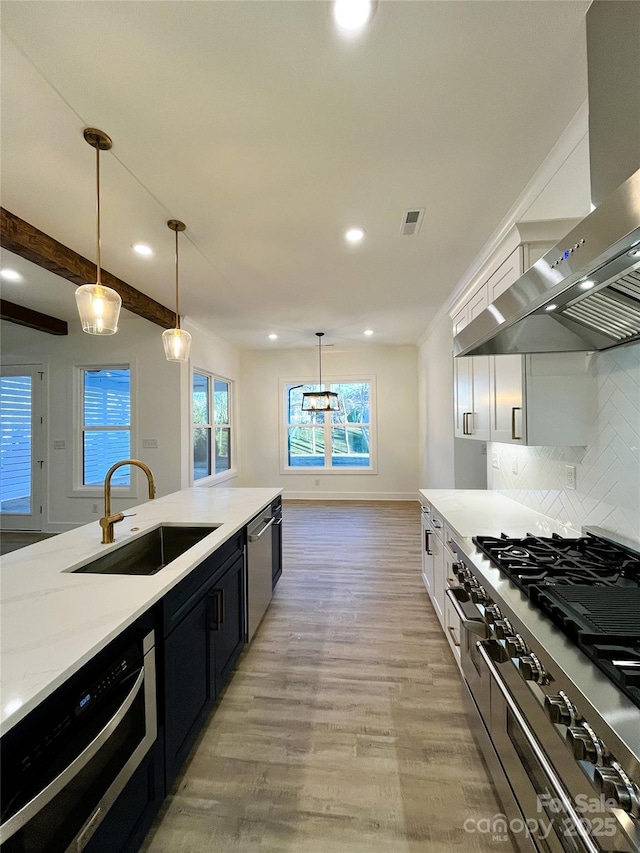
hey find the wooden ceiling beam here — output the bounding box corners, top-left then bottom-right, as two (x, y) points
(1, 208), (175, 329)
(1, 299), (68, 336)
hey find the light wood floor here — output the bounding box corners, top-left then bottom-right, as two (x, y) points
(141, 501), (516, 853)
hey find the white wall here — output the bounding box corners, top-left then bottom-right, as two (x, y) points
(237, 344), (419, 499)
(2, 315), (182, 531)
(489, 343), (640, 543)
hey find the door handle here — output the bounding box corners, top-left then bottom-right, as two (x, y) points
(424, 529), (432, 555)
(248, 516), (275, 542)
(463, 412), (473, 435)
(445, 587), (488, 637)
(511, 407), (522, 441)
(209, 590), (224, 630)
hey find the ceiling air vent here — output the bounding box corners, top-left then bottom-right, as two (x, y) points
(400, 208), (425, 236)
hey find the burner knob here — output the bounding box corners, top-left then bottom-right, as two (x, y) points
(505, 634), (528, 657)
(470, 586), (488, 604)
(566, 725), (600, 763)
(463, 577), (479, 593)
(494, 619), (513, 640)
(519, 653), (545, 683)
(594, 764), (640, 816)
(544, 695), (573, 725)
(455, 565), (469, 583)
(484, 604), (502, 625)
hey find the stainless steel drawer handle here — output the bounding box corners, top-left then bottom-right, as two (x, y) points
(445, 587), (488, 638)
(0, 666), (146, 843)
(476, 641), (600, 853)
(248, 516), (276, 541)
(424, 529), (432, 555)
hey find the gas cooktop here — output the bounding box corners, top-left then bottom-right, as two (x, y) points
(473, 532), (640, 708)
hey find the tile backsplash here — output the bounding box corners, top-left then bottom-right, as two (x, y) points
(489, 343), (640, 543)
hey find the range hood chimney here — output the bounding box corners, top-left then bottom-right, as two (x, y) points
(454, 1), (640, 358)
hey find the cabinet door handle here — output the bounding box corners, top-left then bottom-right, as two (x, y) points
(511, 407), (522, 441)
(424, 529), (432, 555)
(463, 412), (473, 435)
(447, 625), (461, 648)
(209, 590), (224, 631)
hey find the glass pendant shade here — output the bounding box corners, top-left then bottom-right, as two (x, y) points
(301, 390), (340, 412)
(75, 283), (122, 335)
(162, 327), (192, 362)
(77, 128), (122, 335)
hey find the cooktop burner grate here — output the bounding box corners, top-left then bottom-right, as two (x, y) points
(530, 586), (640, 707)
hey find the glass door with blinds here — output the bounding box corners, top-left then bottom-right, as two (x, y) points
(0, 365), (44, 530)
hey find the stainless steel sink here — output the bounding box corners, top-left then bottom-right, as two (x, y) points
(71, 525), (220, 575)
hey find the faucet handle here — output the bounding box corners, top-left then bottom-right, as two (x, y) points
(122, 513), (136, 518)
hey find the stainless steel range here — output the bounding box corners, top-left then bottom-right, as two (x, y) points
(447, 528), (640, 853)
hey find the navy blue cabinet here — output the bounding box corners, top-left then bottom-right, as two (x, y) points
(162, 533), (245, 790)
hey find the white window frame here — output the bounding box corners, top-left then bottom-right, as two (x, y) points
(72, 363), (136, 497)
(279, 375), (377, 474)
(191, 369), (236, 485)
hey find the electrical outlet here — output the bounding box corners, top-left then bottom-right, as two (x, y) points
(92, 503), (99, 513)
(511, 456), (518, 475)
(492, 452), (499, 469)
(142, 438), (158, 449)
(565, 465), (576, 490)
(480, 443), (487, 456)
(315, 479), (320, 486)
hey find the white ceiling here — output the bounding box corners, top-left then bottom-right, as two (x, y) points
(0, 1), (589, 350)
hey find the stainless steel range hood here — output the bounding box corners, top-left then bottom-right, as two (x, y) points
(454, 1), (640, 358)
(454, 168), (640, 356)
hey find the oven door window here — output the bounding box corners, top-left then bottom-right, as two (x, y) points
(2, 687), (145, 853)
(507, 709), (605, 853)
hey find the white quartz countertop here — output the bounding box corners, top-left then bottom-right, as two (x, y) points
(419, 489), (580, 539)
(0, 486), (281, 733)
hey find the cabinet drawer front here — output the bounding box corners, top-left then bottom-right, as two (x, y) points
(162, 532), (244, 636)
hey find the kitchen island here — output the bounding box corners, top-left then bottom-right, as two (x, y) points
(0, 486), (281, 735)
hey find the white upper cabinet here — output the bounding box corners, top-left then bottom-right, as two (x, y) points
(488, 352), (592, 446)
(454, 355), (490, 441)
(450, 218), (592, 446)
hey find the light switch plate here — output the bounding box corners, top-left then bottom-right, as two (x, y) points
(142, 438), (158, 449)
(492, 452), (499, 469)
(565, 464), (576, 490)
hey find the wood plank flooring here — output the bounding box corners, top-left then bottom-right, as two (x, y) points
(141, 501), (516, 853)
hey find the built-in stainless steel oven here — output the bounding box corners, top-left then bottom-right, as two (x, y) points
(1, 626), (157, 853)
(446, 536), (640, 853)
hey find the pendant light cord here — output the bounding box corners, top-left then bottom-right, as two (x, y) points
(174, 227), (180, 329)
(318, 335), (322, 388)
(95, 145), (102, 288)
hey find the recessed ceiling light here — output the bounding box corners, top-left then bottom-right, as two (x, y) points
(364, 329), (374, 336)
(132, 243), (153, 256)
(345, 227), (365, 243)
(579, 280), (596, 290)
(333, 0), (374, 32)
(545, 304), (558, 312)
(0, 268), (23, 282)
(268, 334), (278, 340)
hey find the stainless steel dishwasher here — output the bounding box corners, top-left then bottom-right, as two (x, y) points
(246, 509), (275, 641)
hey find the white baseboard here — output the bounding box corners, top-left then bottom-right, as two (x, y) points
(282, 491), (418, 501)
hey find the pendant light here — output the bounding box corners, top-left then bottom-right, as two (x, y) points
(301, 332), (340, 412)
(162, 219), (192, 362)
(75, 128), (122, 335)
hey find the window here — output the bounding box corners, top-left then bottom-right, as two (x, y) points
(81, 367), (131, 486)
(283, 380), (374, 471)
(193, 372), (232, 481)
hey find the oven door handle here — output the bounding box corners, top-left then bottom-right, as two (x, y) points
(445, 587), (488, 638)
(475, 641), (600, 853)
(0, 665), (146, 844)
